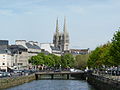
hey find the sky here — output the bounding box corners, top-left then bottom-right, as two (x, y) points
(0, 0), (120, 50)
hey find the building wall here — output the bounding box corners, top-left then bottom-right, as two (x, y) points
(27, 52), (37, 59)
(0, 54), (13, 71)
(16, 40), (41, 54)
(16, 40), (27, 48)
(28, 48), (41, 53)
(52, 50), (61, 56)
(40, 43), (53, 53)
(15, 40), (41, 69)
(12, 52), (29, 70)
(70, 49), (89, 55)
(17, 52), (29, 67)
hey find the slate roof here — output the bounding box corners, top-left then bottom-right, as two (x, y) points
(50, 46), (60, 51)
(0, 49), (11, 54)
(9, 45), (27, 54)
(33, 44), (41, 49)
(9, 45), (27, 51)
(26, 43), (40, 49)
(0, 44), (11, 54)
(0, 40), (8, 45)
(0, 45), (8, 50)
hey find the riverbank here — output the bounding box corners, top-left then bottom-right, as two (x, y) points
(1, 72), (120, 90)
(87, 74), (120, 90)
(0, 74), (35, 89)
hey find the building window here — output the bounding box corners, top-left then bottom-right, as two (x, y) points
(18, 63), (23, 65)
(3, 55), (5, 59)
(3, 63), (5, 65)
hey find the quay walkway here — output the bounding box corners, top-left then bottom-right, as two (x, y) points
(88, 73), (120, 90)
(92, 73), (120, 82)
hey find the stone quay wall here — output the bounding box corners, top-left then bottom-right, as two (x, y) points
(87, 74), (120, 90)
(0, 74), (36, 89)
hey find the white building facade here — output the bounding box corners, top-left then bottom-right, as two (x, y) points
(0, 50), (14, 72)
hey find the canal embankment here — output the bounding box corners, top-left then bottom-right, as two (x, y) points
(70, 72), (120, 90)
(0, 74), (35, 89)
(1, 72), (120, 90)
(87, 74), (120, 90)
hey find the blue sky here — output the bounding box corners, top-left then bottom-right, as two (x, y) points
(0, 0), (120, 50)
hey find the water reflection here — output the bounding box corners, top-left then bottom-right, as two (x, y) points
(7, 80), (96, 90)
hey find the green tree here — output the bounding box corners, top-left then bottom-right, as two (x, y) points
(87, 47), (102, 68)
(61, 53), (74, 68)
(109, 30), (120, 66)
(100, 43), (113, 66)
(44, 55), (55, 67)
(49, 54), (61, 67)
(29, 53), (62, 68)
(87, 43), (113, 68)
(74, 54), (89, 69)
(29, 55), (44, 65)
(87, 29), (120, 68)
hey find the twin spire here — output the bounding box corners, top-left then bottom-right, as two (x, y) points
(56, 18), (59, 33)
(56, 17), (67, 34)
(53, 17), (69, 51)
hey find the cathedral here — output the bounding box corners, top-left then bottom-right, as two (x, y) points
(53, 17), (69, 53)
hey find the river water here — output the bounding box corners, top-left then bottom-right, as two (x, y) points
(7, 80), (96, 90)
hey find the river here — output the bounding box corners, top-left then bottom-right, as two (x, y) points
(7, 80), (96, 90)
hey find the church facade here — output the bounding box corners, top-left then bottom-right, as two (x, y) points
(53, 18), (69, 53)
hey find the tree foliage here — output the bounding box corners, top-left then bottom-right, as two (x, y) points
(61, 53), (75, 68)
(29, 53), (60, 67)
(87, 29), (120, 68)
(74, 54), (89, 69)
(109, 30), (120, 66)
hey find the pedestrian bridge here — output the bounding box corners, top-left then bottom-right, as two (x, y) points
(35, 71), (85, 80)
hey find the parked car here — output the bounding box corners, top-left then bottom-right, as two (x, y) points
(0, 71), (11, 77)
(3, 72), (11, 77)
(0, 71), (4, 77)
(54, 69), (61, 72)
(104, 67), (120, 76)
(13, 70), (22, 73)
(70, 68), (84, 73)
(70, 68), (75, 72)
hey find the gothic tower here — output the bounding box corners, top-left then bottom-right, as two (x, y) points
(53, 17), (69, 52)
(53, 18), (60, 49)
(62, 17), (69, 51)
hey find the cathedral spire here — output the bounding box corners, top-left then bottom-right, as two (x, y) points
(56, 18), (59, 33)
(63, 16), (67, 33)
(53, 17), (69, 52)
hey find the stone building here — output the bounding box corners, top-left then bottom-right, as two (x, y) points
(53, 17), (69, 53)
(0, 50), (13, 72)
(9, 45), (28, 70)
(15, 40), (41, 58)
(0, 40), (13, 72)
(40, 43), (53, 53)
(70, 48), (90, 55)
(0, 40), (42, 71)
